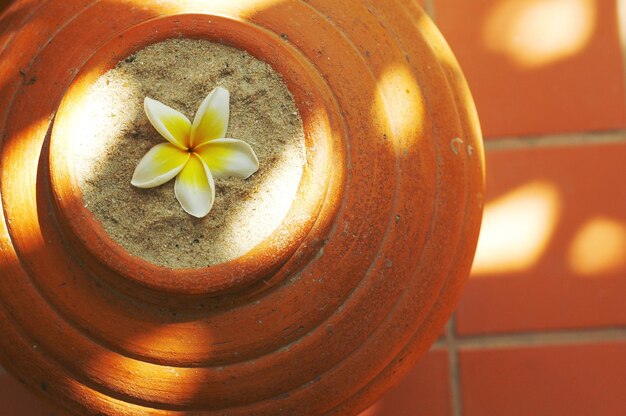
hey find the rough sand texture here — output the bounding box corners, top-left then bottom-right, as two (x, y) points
(72, 38), (305, 269)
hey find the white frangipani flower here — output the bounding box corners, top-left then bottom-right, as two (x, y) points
(131, 87), (259, 218)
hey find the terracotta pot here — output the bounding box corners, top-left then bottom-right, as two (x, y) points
(0, 1), (484, 415)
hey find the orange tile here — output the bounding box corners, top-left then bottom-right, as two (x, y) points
(457, 142), (626, 335)
(0, 371), (58, 416)
(460, 342), (626, 416)
(434, 0), (626, 138)
(359, 350), (452, 416)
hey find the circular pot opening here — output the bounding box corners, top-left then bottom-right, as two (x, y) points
(69, 38), (307, 270)
(49, 15), (344, 298)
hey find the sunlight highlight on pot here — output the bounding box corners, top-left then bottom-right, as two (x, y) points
(1, 116), (52, 259)
(484, 0), (596, 68)
(84, 346), (204, 406)
(471, 180), (561, 277)
(139, 0), (286, 18)
(373, 65), (424, 153)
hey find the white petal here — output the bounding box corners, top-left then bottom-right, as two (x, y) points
(131, 143), (190, 188)
(195, 138), (259, 179)
(144, 97), (191, 149)
(174, 154), (215, 218)
(190, 86), (229, 147)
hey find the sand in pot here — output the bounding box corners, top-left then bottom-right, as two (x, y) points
(70, 39), (306, 269)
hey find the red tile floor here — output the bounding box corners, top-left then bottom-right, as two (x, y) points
(2, 0), (626, 414)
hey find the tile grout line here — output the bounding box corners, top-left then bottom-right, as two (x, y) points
(484, 129), (626, 152)
(456, 327), (626, 350)
(433, 338), (448, 349)
(445, 317), (463, 416)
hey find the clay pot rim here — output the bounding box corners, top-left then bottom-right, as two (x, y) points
(48, 14), (342, 297)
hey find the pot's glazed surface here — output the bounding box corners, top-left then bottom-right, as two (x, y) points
(0, 1), (484, 415)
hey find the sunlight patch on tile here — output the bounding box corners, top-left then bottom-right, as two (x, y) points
(483, 0), (596, 68)
(471, 180), (561, 277)
(358, 401), (384, 416)
(618, 0), (626, 91)
(569, 217), (626, 277)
